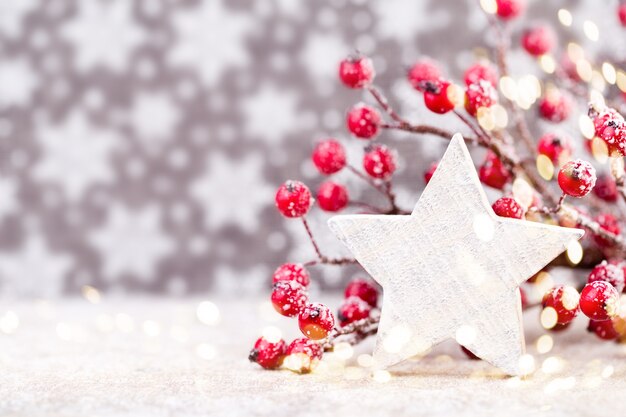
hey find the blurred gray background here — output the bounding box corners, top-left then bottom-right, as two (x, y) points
(0, 0), (623, 297)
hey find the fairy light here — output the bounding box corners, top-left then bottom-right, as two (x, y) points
(0, 311), (19, 334)
(536, 154), (554, 181)
(357, 354), (374, 367)
(499, 76), (518, 101)
(617, 70), (626, 92)
(372, 369), (392, 383)
(81, 285), (101, 304)
(575, 59), (593, 82)
(540, 307), (558, 329)
(512, 178), (534, 209)
(197, 301), (220, 326)
(583, 21), (599, 41)
(557, 9), (572, 26)
(578, 115), (595, 139)
(565, 240), (583, 265)
(542, 356), (565, 374)
(477, 107), (496, 131)
(261, 326), (282, 343)
(590, 71), (606, 92)
(602, 63), (617, 84)
(334, 342), (354, 360)
(518, 354), (536, 376)
(567, 43), (585, 62)
(590, 137), (609, 163)
(539, 55), (556, 74)
(479, 0), (497, 14)
(589, 89), (606, 108)
(492, 104), (508, 129)
(534, 271), (554, 295)
(536, 335), (554, 354)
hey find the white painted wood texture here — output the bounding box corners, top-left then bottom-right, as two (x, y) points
(329, 134), (584, 375)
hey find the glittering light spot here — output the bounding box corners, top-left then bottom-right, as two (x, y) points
(589, 89), (606, 108)
(565, 240), (583, 265)
(590, 71), (606, 92)
(383, 324), (412, 353)
(81, 285), (101, 304)
(576, 59), (592, 82)
(540, 307), (558, 330)
(518, 354), (536, 376)
(455, 325), (477, 346)
(579, 115), (595, 139)
(0, 311), (19, 334)
(473, 213), (495, 242)
(542, 356), (565, 374)
(477, 107), (496, 131)
(536, 335), (553, 354)
(261, 326), (282, 343)
(536, 154), (554, 181)
(197, 301), (220, 326)
(557, 9), (572, 26)
(512, 178), (534, 209)
(602, 63), (616, 85)
(357, 354), (374, 368)
(492, 104), (509, 128)
(561, 286), (579, 310)
(196, 343), (217, 360)
(480, 0), (497, 14)
(539, 55), (556, 74)
(534, 271), (554, 296)
(616, 71), (626, 93)
(142, 320), (161, 337)
(583, 21), (599, 41)
(544, 376), (576, 394)
(334, 342), (354, 361)
(372, 369), (391, 383)
(590, 137), (609, 163)
(602, 365), (614, 378)
(567, 43), (584, 62)
(499, 76), (518, 101)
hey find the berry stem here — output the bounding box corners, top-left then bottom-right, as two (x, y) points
(367, 85), (405, 124)
(453, 110), (490, 145)
(301, 217), (323, 260)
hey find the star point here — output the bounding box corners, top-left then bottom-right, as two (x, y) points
(329, 134), (583, 375)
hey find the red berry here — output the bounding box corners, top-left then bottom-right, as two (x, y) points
(588, 319), (620, 340)
(542, 285), (580, 325)
(275, 180), (312, 218)
(492, 197), (524, 219)
(521, 26), (556, 56)
(593, 213), (621, 248)
(346, 104), (381, 139)
(557, 159), (596, 198)
(537, 133), (571, 165)
(339, 54), (375, 89)
(345, 278), (378, 307)
(316, 181), (348, 212)
(298, 302), (335, 340)
(363, 145), (397, 180)
(463, 62), (498, 88)
(424, 161), (438, 185)
(538, 90), (571, 122)
(592, 108), (626, 156)
(271, 281), (308, 317)
(479, 151), (511, 190)
(248, 337), (287, 369)
(588, 261), (625, 293)
(460, 345), (480, 360)
(423, 80), (459, 114)
(619, 4), (626, 26)
(312, 139), (346, 175)
(495, 0), (525, 19)
(579, 281), (619, 321)
(337, 296), (372, 327)
(272, 263), (310, 287)
(283, 338), (323, 373)
(464, 80), (497, 116)
(407, 58), (442, 92)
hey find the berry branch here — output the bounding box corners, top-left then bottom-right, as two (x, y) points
(250, 1), (626, 373)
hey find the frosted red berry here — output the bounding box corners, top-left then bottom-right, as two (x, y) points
(275, 180), (312, 218)
(312, 139), (346, 175)
(593, 213), (621, 248)
(337, 296), (372, 327)
(298, 302), (335, 340)
(619, 4), (626, 26)
(538, 90), (571, 122)
(316, 181), (349, 212)
(271, 280), (308, 317)
(579, 281), (619, 321)
(345, 278), (378, 307)
(347, 104), (381, 139)
(557, 159), (596, 197)
(495, 0), (525, 19)
(249, 337), (287, 369)
(588, 319), (620, 340)
(492, 197), (523, 219)
(592, 108), (626, 156)
(464, 80), (497, 116)
(283, 338), (323, 373)
(521, 26), (556, 56)
(423, 80), (459, 114)
(542, 285), (580, 325)
(537, 133), (571, 165)
(407, 59), (442, 92)
(339, 55), (375, 89)
(424, 161), (438, 185)
(363, 145), (397, 180)
(463, 62), (498, 88)
(479, 151), (511, 190)
(588, 261), (625, 293)
(272, 263), (310, 287)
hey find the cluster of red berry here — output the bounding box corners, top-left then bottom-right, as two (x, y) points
(250, 0), (626, 372)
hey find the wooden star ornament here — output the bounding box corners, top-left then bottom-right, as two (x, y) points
(328, 134), (583, 375)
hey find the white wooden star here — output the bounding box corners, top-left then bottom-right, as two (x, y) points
(328, 134), (583, 375)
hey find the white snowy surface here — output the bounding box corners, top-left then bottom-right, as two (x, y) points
(1, 297), (626, 417)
